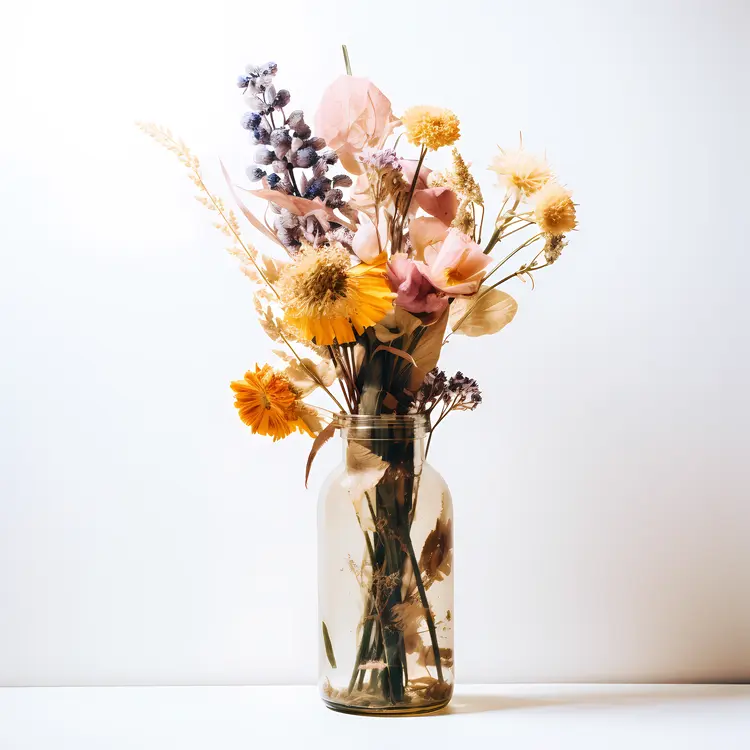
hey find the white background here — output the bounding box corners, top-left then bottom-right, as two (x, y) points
(1, 0), (749, 687)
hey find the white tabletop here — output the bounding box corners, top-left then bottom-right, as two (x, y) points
(1, 684), (748, 749)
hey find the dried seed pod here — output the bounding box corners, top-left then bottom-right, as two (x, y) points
(295, 147), (319, 168)
(304, 136), (326, 151)
(286, 110), (305, 130)
(273, 89), (291, 108)
(246, 166), (266, 182)
(254, 147), (275, 165)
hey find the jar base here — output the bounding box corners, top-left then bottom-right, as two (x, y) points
(322, 697), (451, 717)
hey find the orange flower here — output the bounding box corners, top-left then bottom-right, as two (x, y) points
(230, 364), (313, 441)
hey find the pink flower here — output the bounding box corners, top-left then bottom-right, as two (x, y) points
(399, 159), (431, 190)
(409, 217), (450, 259)
(387, 254), (448, 321)
(421, 229), (492, 296)
(315, 76), (400, 174)
(413, 187), (458, 225)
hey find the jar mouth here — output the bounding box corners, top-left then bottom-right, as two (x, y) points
(333, 413), (428, 429)
(334, 412), (429, 440)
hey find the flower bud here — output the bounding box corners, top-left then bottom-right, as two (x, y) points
(254, 147), (275, 165)
(304, 136), (326, 151)
(246, 166), (266, 182)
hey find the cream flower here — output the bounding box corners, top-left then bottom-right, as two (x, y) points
(489, 148), (551, 198)
(532, 182), (577, 235)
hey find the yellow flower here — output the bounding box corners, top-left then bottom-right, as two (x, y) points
(402, 106), (460, 151)
(488, 148), (551, 198)
(279, 244), (394, 346)
(533, 182), (577, 235)
(230, 364), (313, 441)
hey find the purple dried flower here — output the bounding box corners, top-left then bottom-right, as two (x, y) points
(327, 227), (354, 248)
(295, 147), (319, 168)
(246, 166), (266, 182)
(267, 173), (281, 188)
(358, 147), (401, 172)
(293, 123), (312, 140)
(270, 128), (292, 158)
(444, 372), (482, 411)
(411, 368), (481, 415)
(304, 136), (326, 151)
(273, 89), (291, 108)
(254, 147), (275, 165)
(320, 149), (339, 166)
(286, 110), (305, 131)
(324, 189), (344, 209)
(242, 112), (262, 130)
(237, 75), (250, 89)
(276, 224), (301, 250)
(271, 159), (288, 173)
(303, 177), (330, 199)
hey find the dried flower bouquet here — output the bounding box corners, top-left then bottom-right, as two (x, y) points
(140, 47), (577, 713)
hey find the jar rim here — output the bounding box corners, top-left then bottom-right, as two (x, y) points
(333, 413), (428, 430)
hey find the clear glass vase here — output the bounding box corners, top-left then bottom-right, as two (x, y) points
(317, 414), (454, 715)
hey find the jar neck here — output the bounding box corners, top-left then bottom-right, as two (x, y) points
(336, 414), (428, 464)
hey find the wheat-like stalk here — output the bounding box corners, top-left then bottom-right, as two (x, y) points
(137, 122), (279, 298)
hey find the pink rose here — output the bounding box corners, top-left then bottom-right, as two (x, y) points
(387, 253), (448, 321)
(315, 76), (400, 174)
(421, 228), (492, 296)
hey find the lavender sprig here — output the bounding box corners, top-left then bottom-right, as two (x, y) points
(237, 62), (354, 253)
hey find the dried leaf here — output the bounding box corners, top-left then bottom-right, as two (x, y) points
(372, 345), (417, 366)
(344, 442), (389, 500)
(273, 349), (336, 397)
(449, 287), (518, 337)
(220, 161), (284, 248)
(305, 422), (337, 487)
(322, 621), (337, 669)
(409, 308), (449, 390)
(247, 189), (356, 230)
(374, 308), (422, 342)
(298, 405), (326, 436)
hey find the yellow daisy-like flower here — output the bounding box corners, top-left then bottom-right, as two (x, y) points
(402, 106), (460, 151)
(230, 364), (313, 441)
(279, 244), (394, 346)
(533, 182), (577, 235)
(488, 148), (552, 198)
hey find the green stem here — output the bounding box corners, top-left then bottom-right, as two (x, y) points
(404, 534), (444, 683)
(484, 197), (520, 254)
(342, 45), (352, 75)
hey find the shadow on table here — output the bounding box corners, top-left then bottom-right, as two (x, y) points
(439, 684), (748, 716)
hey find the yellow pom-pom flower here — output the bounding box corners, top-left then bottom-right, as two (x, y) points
(532, 182), (577, 235)
(402, 106), (460, 151)
(231, 364), (313, 441)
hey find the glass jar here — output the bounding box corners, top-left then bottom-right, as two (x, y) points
(317, 414), (454, 715)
